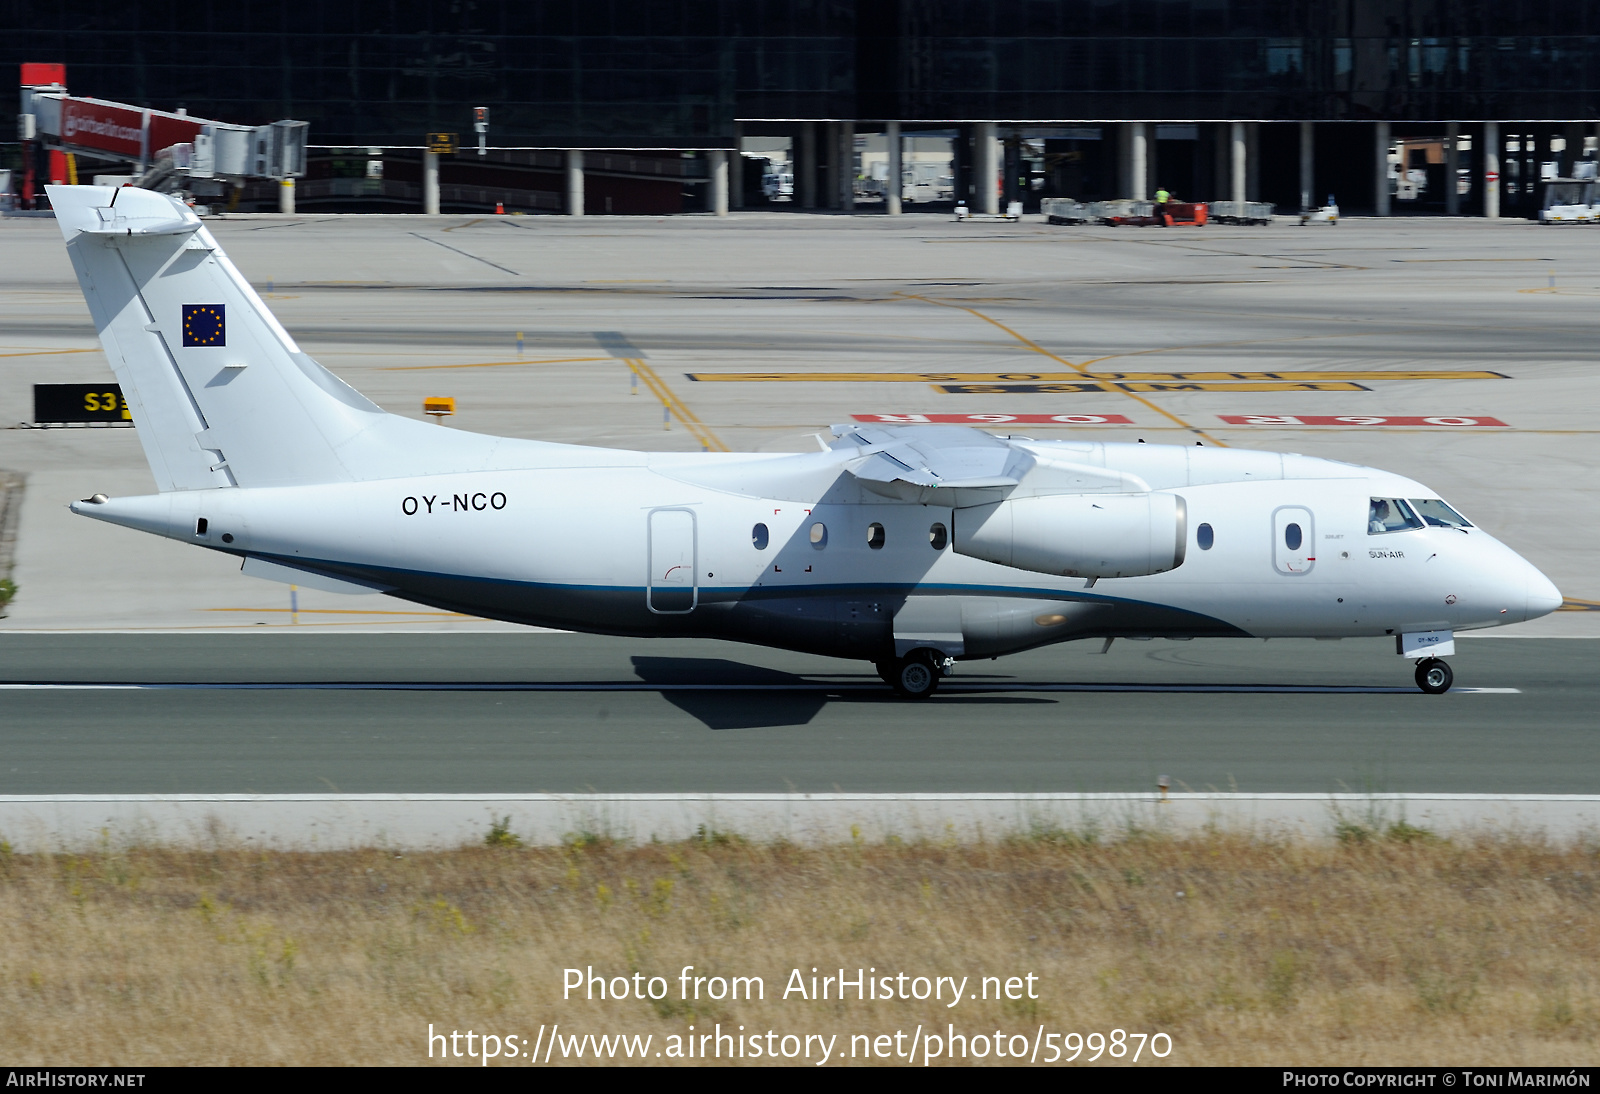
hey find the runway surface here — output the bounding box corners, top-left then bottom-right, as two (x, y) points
(0, 633), (1591, 795)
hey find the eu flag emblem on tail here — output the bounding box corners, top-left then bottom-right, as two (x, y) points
(181, 304), (225, 347)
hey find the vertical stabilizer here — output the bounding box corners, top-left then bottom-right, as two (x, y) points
(48, 185), (384, 490)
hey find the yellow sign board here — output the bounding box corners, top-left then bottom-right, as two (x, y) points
(426, 132), (459, 155)
(423, 396), (456, 417)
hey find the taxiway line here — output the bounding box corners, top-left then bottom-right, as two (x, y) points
(687, 370), (1508, 383)
(380, 356), (610, 371)
(894, 293), (1227, 446)
(624, 357), (729, 451)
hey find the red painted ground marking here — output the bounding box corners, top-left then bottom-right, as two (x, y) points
(1218, 415), (1508, 427)
(853, 413), (1136, 425)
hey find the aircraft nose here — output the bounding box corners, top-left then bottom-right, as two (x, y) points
(1525, 566), (1563, 621)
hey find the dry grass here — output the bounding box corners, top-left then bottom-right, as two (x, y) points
(2, 826), (1598, 1065)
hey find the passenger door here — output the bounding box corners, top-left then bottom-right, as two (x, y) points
(647, 508), (697, 613)
(1272, 506), (1315, 575)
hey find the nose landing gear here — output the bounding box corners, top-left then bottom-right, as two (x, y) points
(877, 649), (953, 699)
(1415, 657), (1454, 695)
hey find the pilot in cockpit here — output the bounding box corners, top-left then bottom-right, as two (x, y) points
(1368, 498), (1391, 533)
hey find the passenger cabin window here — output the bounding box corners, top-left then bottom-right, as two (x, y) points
(929, 522), (948, 550)
(751, 522), (769, 550)
(1368, 497), (1424, 535)
(1196, 523), (1214, 550)
(809, 522), (828, 549)
(866, 522), (886, 549)
(1411, 499), (1473, 529)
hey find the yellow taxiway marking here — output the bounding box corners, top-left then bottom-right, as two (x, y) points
(1558, 597), (1600, 612)
(934, 381), (1369, 394)
(688, 370), (1506, 384)
(381, 357), (609, 371)
(623, 358), (729, 452)
(892, 292), (1226, 446)
(0, 348), (98, 359)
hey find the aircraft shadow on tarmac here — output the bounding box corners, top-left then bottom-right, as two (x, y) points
(628, 657), (1054, 731)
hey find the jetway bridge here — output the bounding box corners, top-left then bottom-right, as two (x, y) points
(15, 62), (306, 211)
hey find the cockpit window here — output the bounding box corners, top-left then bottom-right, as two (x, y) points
(1368, 497), (1424, 534)
(1410, 499), (1473, 529)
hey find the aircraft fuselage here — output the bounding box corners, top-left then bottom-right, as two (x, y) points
(80, 440), (1558, 663)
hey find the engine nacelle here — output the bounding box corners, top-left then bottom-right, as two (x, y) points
(953, 493), (1187, 579)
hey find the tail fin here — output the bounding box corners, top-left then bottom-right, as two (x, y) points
(49, 185), (392, 491)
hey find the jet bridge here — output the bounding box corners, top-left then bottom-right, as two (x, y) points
(17, 62), (306, 209)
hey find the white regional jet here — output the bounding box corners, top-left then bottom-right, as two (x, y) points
(48, 185), (1562, 697)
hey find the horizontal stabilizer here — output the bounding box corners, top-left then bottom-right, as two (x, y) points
(54, 185), (202, 237)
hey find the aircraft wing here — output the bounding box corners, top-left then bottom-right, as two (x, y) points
(831, 423), (1023, 489)
(829, 424), (1148, 497)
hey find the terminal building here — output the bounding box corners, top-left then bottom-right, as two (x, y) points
(8, 1), (1600, 218)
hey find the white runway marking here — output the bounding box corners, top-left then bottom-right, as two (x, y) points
(0, 682), (1522, 694)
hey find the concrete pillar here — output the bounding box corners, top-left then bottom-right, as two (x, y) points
(885, 120), (902, 215)
(839, 120), (855, 210)
(1445, 122), (1460, 216)
(1483, 121), (1500, 219)
(422, 150), (440, 214)
(1246, 122), (1260, 201)
(1230, 121), (1247, 205)
(278, 178), (295, 214)
(566, 150), (584, 216)
(1129, 123), (1149, 199)
(1375, 120), (1392, 217)
(798, 123), (816, 209)
(974, 121), (999, 214)
(709, 149), (729, 216)
(1299, 121), (1314, 211)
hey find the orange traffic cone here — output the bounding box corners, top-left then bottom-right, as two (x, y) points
(495, 202), (505, 214)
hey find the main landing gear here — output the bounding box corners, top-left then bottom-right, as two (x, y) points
(1414, 657), (1454, 695)
(877, 649), (953, 699)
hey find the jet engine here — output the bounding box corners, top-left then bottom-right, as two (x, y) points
(953, 493), (1187, 579)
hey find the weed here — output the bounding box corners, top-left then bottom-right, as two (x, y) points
(694, 825), (745, 848)
(1386, 821), (1439, 844)
(1265, 950), (1299, 1012)
(483, 816), (522, 849)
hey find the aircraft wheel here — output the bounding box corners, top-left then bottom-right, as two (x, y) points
(891, 652), (941, 699)
(1415, 657), (1453, 695)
